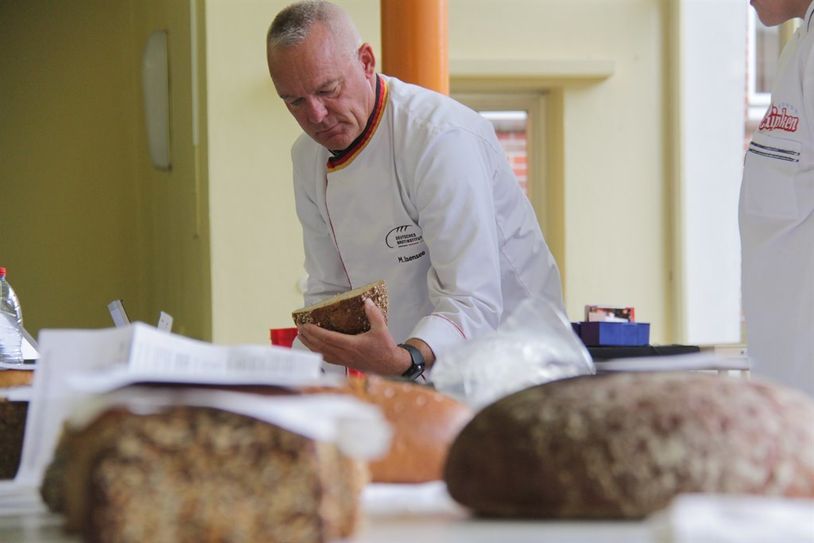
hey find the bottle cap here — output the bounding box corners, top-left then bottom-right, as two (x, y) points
(0, 267), (5, 277)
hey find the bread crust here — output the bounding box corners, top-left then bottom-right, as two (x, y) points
(292, 280), (388, 334)
(444, 373), (814, 519)
(0, 369), (34, 388)
(43, 403), (366, 543)
(306, 376), (472, 483)
(355, 377), (472, 483)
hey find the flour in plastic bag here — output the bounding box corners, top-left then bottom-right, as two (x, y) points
(429, 296), (594, 409)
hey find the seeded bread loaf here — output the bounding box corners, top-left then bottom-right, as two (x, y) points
(0, 369), (33, 479)
(43, 404), (367, 543)
(292, 280), (388, 334)
(444, 373), (814, 519)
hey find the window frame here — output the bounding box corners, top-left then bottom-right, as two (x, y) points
(452, 93), (548, 228)
(746, 8), (773, 122)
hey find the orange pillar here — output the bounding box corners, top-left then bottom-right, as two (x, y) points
(380, 0), (449, 95)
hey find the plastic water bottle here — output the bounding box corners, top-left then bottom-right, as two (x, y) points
(0, 267), (24, 365)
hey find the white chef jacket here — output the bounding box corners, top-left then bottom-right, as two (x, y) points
(291, 75), (565, 361)
(740, 2), (814, 396)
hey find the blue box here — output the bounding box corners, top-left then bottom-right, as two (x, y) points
(579, 321), (650, 347)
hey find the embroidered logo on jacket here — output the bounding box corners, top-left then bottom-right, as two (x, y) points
(759, 104), (800, 133)
(385, 225), (423, 248)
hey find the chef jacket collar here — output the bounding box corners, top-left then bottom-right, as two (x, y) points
(329, 75), (382, 160)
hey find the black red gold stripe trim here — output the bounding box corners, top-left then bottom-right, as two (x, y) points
(327, 75), (388, 172)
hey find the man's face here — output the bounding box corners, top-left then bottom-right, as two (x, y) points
(268, 23), (376, 151)
(750, 0), (809, 26)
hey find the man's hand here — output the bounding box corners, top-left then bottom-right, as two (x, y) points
(296, 299), (412, 375)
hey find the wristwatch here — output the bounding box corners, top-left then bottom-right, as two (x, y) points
(398, 343), (425, 381)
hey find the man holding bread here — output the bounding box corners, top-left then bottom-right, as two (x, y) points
(266, 0), (565, 379)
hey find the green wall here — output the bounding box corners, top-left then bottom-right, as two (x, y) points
(0, 0), (211, 341)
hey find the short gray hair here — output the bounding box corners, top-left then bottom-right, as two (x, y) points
(267, 0), (346, 50)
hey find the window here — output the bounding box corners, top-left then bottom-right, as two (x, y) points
(746, 9), (779, 122)
(453, 94), (546, 226)
(479, 110), (529, 195)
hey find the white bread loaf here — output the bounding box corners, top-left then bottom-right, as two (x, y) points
(348, 375), (472, 483)
(305, 375), (473, 483)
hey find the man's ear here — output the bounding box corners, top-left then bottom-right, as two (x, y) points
(358, 43), (376, 77)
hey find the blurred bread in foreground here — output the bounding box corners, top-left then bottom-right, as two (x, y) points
(444, 373), (814, 519)
(0, 369), (33, 388)
(307, 375), (472, 483)
(42, 403), (366, 543)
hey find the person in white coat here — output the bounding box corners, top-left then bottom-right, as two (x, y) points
(266, 0), (565, 379)
(741, 0), (814, 396)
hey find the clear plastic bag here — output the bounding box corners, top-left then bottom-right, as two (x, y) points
(430, 296), (595, 409)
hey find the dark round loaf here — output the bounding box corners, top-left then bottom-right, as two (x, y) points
(443, 373), (814, 519)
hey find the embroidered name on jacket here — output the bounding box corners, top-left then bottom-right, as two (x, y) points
(398, 250), (426, 263)
(759, 104), (800, 133)
(385, 225), (423, 248)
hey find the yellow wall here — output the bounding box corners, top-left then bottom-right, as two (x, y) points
(0, 0), (211, 341)
(447, 0), (670, 341)
(131, 0), (212, 341)
(205, 0), (673, 344)
(457, 1), (670, 340)
(0, 1), (142, 335)
(205, 0), (381, 344)
(1, 0), (676, 347)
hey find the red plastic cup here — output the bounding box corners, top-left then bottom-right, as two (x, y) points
(270, 327), (298, 348)
(271, 327), (365, 378)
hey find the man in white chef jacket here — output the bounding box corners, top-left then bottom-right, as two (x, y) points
(266, 1), (565, 379)
(741, 0), (814, 396)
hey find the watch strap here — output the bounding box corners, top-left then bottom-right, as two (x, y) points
(398, 343), (425, 381)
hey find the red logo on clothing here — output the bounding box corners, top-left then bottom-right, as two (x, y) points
(759, 105), (800, 132)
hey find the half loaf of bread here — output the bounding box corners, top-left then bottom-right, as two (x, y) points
(292, 280), (388, 334)
(42, 403), (367, 543)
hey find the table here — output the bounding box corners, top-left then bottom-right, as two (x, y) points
(0, 511), (651, 543)
(0, 482), (651, 543)
(2, 484), (809, 542)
